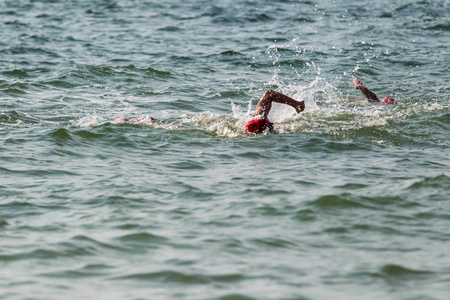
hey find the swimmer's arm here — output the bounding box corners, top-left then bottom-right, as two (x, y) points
(353, 78), (380, 102)
(254, 90), (305, 117)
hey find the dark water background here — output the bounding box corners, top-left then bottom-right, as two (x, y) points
(1, 0), (449, 299)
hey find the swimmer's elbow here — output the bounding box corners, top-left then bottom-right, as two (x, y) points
(264, 89), (276, 97)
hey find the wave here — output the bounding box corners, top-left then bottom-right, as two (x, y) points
(0, 64), (174, 97)
(83, 64), (172, 78)
(381, 264), (433, 277)
(308, 194), (373, 209)
(354, 263), (435, 281)
(0, 234), (128, 266)
(424, 22), (450, 31)
(114, 270), (244, 284)
(0, 244), (93, 262)
(0, 111), (26, 124)
(2, 69), (31, 78)
(0, 81), (30, 95)
(117, 232), (169, 248)
(40, 264), (114, 279)
(214, 294), (259, 300)
(402, 174), (450, 202)
(407, 174), (450, 189)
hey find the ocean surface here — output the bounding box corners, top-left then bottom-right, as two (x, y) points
(1, 0), (449, 299)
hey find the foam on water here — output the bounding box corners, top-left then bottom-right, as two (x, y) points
(71, 113), (103, 127)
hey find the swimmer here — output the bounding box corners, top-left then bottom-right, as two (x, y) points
(246, 90), (305, 134)
(113, 90), (304, 133)
(353, 77), (395, 104)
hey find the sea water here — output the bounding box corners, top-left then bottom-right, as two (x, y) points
(1, 0), (449, 299)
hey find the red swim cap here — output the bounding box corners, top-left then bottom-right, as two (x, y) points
(382, 97), (395, 104)
(246, 118), (272, 134)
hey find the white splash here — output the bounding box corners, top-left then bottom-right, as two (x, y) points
(71, 113), (102, 127)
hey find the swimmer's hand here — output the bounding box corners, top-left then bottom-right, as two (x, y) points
(353, 78), (365, 90)
(296, 100), (305, 113)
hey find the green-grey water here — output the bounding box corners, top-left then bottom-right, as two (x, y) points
(1, 0), (449, 299)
